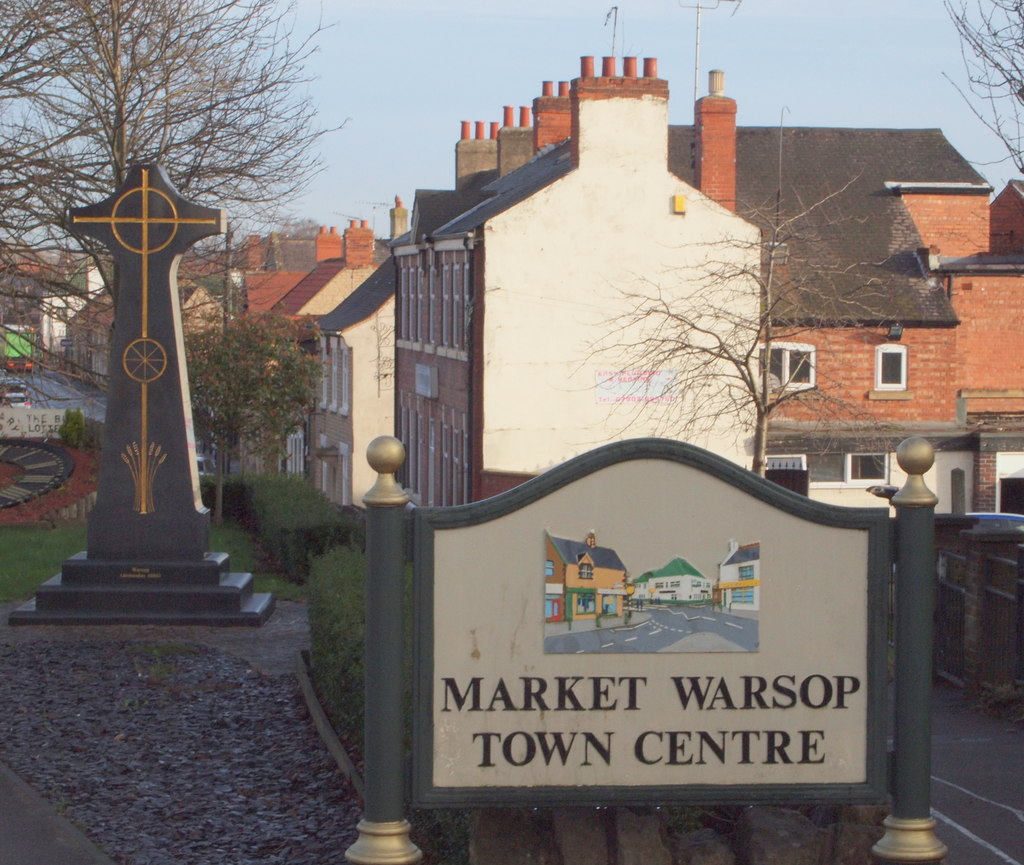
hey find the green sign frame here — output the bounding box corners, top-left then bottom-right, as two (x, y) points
(412, 438), (889, 807)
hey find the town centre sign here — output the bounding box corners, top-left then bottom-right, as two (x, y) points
(410, 439), (889, 806)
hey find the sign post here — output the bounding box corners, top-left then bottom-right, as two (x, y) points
(346, 436), (422, 865)
(873, 438), (948, 864)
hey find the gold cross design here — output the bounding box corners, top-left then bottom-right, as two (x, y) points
(71, 168), (219, 514)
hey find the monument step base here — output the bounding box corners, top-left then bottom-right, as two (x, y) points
(61, 551), (230, 585)
(7, 573), (276, 627)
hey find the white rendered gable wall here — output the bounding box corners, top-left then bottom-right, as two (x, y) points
(480, 93), (761, 476)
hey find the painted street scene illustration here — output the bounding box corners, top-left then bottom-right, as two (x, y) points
(543, 530), (760, 654)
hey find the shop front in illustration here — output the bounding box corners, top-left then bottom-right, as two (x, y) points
(543, 529), (760, 654)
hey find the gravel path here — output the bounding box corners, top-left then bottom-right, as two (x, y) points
(0, 605), (361, 865)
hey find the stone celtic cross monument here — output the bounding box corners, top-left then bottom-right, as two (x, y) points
(9, 165), (274, 626)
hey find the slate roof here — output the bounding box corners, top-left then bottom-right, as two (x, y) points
(669, 126), (987, 325)
(403, 125), (984, 326)
(721, 543), (760, 566)
(397, 175), (496, 245)
(434, 142), (575, 238)
(318, 258), (396, 333)
(548, 533), (627, 572)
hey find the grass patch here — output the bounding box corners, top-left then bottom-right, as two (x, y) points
(0, 521), (301, 603)
(0, 526), (87, 602)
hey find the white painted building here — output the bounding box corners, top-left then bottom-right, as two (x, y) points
(394, 55), (760, 504)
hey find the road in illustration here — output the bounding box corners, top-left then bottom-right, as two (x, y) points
(544, 606), (759, 654)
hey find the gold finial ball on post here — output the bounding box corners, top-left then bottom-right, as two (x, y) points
(892, 436), (938, 508)
(364, 436), (409, 507)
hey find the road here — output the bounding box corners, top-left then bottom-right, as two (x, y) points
(544, 605), (759, 654)
(21, 368), (106, 422)
(929, 681), (1024, 865)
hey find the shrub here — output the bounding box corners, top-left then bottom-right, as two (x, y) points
(58, 408), (86, 449)
(241, 474), (364, 583)
(307, 545), (366, 749)
(200, 473), (248, 521)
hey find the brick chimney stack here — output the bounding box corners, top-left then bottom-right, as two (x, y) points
(533, 80), (571, 152)
(456, 118), (498, 190)
(315, 225), (342, 262)
(498, 105), (533, 176)
(570, 55), (669, 170)
(246, 234), (264, 270)
(694, 69), (737, 212)
(390, 195), (409, 240)
(343, 219), (375, 268)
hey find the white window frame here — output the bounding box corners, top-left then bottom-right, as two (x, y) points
(441, 263), (451, 347)
(847, 452), (888, 485)
(428, 262), (438, 345)
(452, 263), (464, 350)
(808, 452), (889, 488)
(764, 342), (816, 391)
(339, 341), (351, 416)
(319, 336), (330, 408)
(339, 442), (351, 507)
(875, 344), (907, 391)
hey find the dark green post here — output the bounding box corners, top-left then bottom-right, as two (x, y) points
(873, 438), (948, 864)
(346, 436), (422, 865)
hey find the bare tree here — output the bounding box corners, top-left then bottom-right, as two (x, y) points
(0, 0), (333, 391)
(946, 0), (1024, 172)
(599, 179), (896, 476)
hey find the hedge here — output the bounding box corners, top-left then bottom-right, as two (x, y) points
(306, 543), (468, 864)
(222, 474), (364, 583)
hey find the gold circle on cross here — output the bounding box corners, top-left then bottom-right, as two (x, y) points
(123, 338), (167, 383)
(110, 186), (179, 254)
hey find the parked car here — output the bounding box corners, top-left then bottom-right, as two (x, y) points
(2, 380), (31, 408)
(966, 512), (1024, 532)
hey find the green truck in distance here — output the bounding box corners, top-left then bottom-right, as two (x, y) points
(3, 326), (36, 373)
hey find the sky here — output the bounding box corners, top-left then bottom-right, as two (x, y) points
(290, 0), (1015, 236)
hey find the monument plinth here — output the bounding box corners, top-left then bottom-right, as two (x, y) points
(9, 164), (274, 626)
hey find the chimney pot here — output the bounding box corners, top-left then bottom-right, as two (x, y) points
(503, 105), (514, 127)
(361, 220), (368, 228)
(709, 69), (725, 97)
(475, 120), (485, 139)
(558, 81), (569, 97)
(602, 56), (616, 77)
(460, 120), (471, 140)
(316, 225), (343, 261)
(542, 80), (554, 97)
(490, 121), (499, 139)
(623, 56), (637, 77)
(643, 57), (658, 78)
(349, 220), (357, 229)
(519, 106), (531, 127)
(581, 56), (595, 78)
